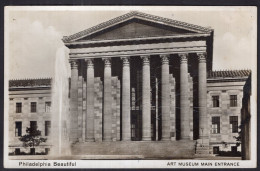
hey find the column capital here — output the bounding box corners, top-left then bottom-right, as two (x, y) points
(69, 60), (78, 69)
(120, 57), (130, 66)
(141, 55), (150, 65)
(160, 54), (170, 65)
(102, 58), (111, 67)
(85, 58), (94, 68)
(197, 52), (207, 63)
(178, 53), (188, 63)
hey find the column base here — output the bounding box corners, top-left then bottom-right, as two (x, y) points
(85, 138), (95, 142)
(161, 137), (171, 141)
(122, 138), (131, 141)
(142, 137), (151, 141)
(103, 138), (112, 142)
(180, 136), (190, 140)
(170, 137), (176, 141)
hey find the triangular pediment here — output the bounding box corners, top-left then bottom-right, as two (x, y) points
(63, 11), (213, 43)
(76, 20), (197, 41)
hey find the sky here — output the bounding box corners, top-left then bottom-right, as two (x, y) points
(5, 6), (257, 79)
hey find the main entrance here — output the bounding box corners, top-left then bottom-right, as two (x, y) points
(130, 57), (159, 141)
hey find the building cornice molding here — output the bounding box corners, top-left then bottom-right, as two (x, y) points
(208, 69), (251, 78)
(9, 87), (51, 91)
(64, 33), (210, 47)
(9, 78), (52, 88)
(207, 77), (249, 83)
(62, 11), (213, 43)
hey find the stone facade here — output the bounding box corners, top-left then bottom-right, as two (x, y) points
(169, 74), (176, 140)
(93, 77), (103, 141)
(75, 76), (121, 142)
(8, 79), (52, 155)
(8, 70), (250, 155)
(207, 70), (251, 154)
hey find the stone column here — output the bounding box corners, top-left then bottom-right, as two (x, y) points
(69, 59), (79, 142)
(141, 55), (151, 141)
(155, 77), (159, 141)
(160, 54), (171, 141)
(85, 59), (95, 142)
(103, 58), (112, 141)
(121, 57), (131, 141)
(197, 53), (208, 139)
(179, 53), (190, 140)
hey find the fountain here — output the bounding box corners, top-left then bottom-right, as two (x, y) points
(50, 46), (71, 158)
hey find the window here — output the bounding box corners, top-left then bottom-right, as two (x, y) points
(45, 121), (51, 136)
(30, 121), (37, 130)
(30, 148), (35, 155)
(45, 148), (50, 155)
(231, 146), (237, 153)
(230, 116), (238, 133)
(211, 117), (220, 134)
(45, 102), (51, 112)
(213, 146), (219, 154)
(16, 103), (22, 113)
(15, 122), (22, 137)
(31, 102), (37, 113)
(230, 95), (237, 107)
(15, 148), (20, 155)
(212, 96), (220, 107)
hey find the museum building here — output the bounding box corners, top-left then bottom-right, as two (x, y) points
(8, 11), (251, 157)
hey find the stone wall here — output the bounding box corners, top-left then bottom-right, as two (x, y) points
(188, 74), (193, 140)
(75, 76), (121, 142)
(207, 81), (245, 152)
(169, 74), (176, 140)
(8, 89), (52, 154)
(111, 77), (121, 141)
(94, 77), (103, 141)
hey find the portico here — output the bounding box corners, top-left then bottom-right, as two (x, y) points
(63, 11), (213, 151)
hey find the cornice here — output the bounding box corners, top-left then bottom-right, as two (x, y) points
(62, 11), (213, 43)
(64, 33), (210, 47)
(207, 77), (249, 83)
(9, 78), (52, 90)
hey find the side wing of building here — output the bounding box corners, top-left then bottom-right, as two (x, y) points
(207, 70), (251, 155)
(8, 78), (52, 155)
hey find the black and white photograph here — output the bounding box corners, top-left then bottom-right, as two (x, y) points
(4, 6), (257, 168)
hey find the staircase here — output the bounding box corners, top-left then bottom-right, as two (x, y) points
(71, 140), (196, 159)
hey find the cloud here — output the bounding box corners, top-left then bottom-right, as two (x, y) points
(8, 18), (66, 79)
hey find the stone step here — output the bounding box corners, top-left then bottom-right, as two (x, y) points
(196, 150), (211, 154)
(71, 140), (196, 159)
(194, 154), (216, 158)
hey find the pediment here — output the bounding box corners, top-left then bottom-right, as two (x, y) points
(63, 11), (213, 43)
(77, 20), (197, 41)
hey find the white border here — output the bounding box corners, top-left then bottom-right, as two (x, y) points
(4, 6), (257, 168)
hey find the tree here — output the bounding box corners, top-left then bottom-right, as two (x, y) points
(19, 126), (47, 155)
(233, 124), (242, 147)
